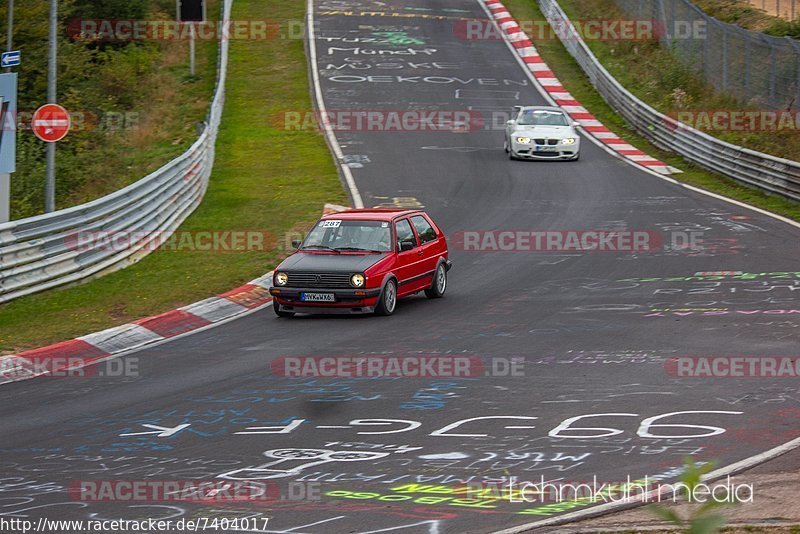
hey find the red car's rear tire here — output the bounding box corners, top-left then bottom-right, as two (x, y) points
(425, 263), (447, 299)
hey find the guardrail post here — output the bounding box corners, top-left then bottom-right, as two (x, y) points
(769, 43), (777, 108)
(0, 174), (9, 223)
(744, 39), (750, 93)
(721, 27), (728, 92)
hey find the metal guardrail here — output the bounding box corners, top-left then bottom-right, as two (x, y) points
(539, 0), (800, 203)
(0, 0), (233, 304)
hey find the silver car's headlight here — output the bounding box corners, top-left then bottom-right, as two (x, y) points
(275, 272), (288, 286)
(561, 138), (576, 145)
(516, 137), (531, 144)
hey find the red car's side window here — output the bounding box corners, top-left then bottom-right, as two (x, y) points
(411, 215), (437, 244)
(423, 214), (442, 237)
(395, 218), (416, 251)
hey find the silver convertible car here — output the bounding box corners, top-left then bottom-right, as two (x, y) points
(504, 106), (581, 161)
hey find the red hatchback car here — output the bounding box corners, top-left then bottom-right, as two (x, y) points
(269, 209), (451, 316)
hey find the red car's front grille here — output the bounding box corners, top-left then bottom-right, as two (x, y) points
(285, 272), (353, 288)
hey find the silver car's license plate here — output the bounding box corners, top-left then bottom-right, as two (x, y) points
(535, 145), (558, 152)
(301, 292), (335, 302)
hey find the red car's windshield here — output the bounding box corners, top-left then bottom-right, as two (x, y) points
(302, 219), (392, 252)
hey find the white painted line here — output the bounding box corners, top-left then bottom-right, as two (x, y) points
(307, 0), (364, 209)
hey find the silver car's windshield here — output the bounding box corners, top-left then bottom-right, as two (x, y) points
(517, 110), (569, 126)
(303, 220), (392, 252)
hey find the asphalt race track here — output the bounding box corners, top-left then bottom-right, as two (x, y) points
(1, 0), (799, 532)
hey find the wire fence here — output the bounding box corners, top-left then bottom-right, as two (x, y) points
(748, 0), (798, 20)
(612, 0), (800, 110)
(539, 0), (800, 202)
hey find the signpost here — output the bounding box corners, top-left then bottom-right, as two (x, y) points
(177, 0), (206, 76)
(0, 73), (17, 223)
(178, 0), (206, 22)
(0, 50), (20, 68)
(1, 0), (15, 222)
(32, 104), (71, 143)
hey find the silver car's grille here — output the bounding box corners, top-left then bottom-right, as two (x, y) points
(286, 272), (352, 288)
(533, 138), (559, 145)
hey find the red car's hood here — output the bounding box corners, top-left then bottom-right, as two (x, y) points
(277, 251), (389, 273)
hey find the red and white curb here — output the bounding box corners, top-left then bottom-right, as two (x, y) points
(0, 203), (349, 385)
(0, 274), (273, 384)
(482, 0), (674, 175)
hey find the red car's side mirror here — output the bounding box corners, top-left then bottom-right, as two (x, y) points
(399, 240), (416, 252)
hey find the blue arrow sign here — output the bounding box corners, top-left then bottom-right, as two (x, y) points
(1, 51), (21, 68)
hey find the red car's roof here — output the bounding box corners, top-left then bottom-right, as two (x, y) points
(320, 208), (423, 222)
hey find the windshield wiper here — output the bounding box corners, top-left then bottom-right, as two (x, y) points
(333, 247), (384, 253)
(301, 245), (340, 253)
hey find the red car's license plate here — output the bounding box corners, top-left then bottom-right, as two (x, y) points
(301, 292), (335, 302)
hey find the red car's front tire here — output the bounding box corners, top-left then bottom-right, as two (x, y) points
(375, 279), (397, 316)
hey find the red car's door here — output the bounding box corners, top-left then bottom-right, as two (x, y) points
(393, 217), (426, 297)
(409, 214), (442, 290)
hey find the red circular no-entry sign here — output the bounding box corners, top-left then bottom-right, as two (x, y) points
(32, 104), (71, 143)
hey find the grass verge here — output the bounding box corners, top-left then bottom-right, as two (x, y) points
(500, 0), (800, 222)
(0, 0), (346, 353)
